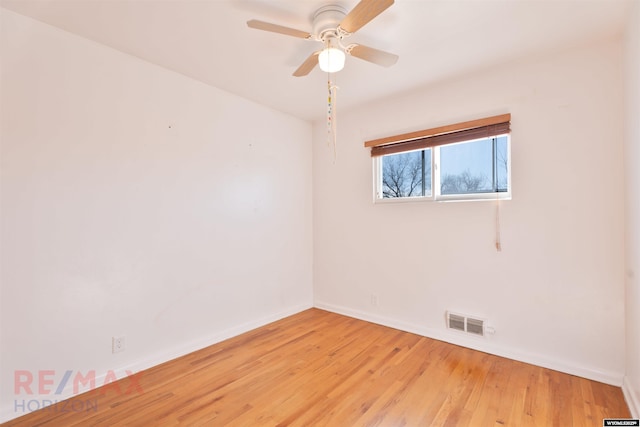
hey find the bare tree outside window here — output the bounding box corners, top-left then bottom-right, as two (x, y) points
(441, 170), (487, 194)
(382, 150), (431, 198)
(496, 142), (509, 191)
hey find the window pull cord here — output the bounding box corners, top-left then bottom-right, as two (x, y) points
(495, 191), (502, 252)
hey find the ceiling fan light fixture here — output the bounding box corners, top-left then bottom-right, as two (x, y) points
(318, 47), (345, 73)
(247, 0), (397, 77)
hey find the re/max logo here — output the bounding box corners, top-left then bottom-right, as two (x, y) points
(14, 370), (144, 396)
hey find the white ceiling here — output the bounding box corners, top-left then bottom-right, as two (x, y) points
(0, 0), (633, 122)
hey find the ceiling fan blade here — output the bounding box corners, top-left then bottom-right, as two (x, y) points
(339, 0), (394, 34)
(346, 44), (398, 67)
(293, 51), (321, 77)
(247, 20), (312, 39)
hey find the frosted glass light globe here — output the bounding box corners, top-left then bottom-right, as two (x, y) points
(318, 48), (345, 73)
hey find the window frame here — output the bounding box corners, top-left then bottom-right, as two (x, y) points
(373, 133), (512, 203)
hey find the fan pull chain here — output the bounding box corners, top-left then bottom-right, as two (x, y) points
(327, 75), (338, 161)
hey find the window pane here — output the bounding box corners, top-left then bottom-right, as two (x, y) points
(440, 138), (498, 195)
(381, 149), (431, 198)
(496, 136), (508, 192)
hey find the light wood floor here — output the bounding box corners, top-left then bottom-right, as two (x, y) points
(3, 308), (630, 426)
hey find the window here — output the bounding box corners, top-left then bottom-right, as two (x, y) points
(367, 114), (511, 202)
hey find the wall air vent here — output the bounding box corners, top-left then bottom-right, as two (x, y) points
(466, 317), (484, 335)
(446, 311), (486, 337)
(448, 313), (465, 331)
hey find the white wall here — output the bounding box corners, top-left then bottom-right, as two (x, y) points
(624, 0), (640, 418)
(0, 8), (312, 422)
(313, 39), (626, 385)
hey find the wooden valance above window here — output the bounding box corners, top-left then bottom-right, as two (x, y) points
(365, 113), (511, 157)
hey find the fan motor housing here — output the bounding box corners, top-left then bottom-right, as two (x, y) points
(312, 5), (347, 40)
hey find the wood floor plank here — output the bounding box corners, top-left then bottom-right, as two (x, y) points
(2, 308), (631, 426)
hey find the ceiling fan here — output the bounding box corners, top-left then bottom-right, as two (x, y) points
(247, 0), (398, 77)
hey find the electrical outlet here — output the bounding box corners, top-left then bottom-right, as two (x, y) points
(112, 336), (125, 353)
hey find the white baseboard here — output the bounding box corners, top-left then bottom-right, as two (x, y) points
(0, 303), (313, 424)
(623, 376), (640, 418)
(314, 300), (624, 387)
